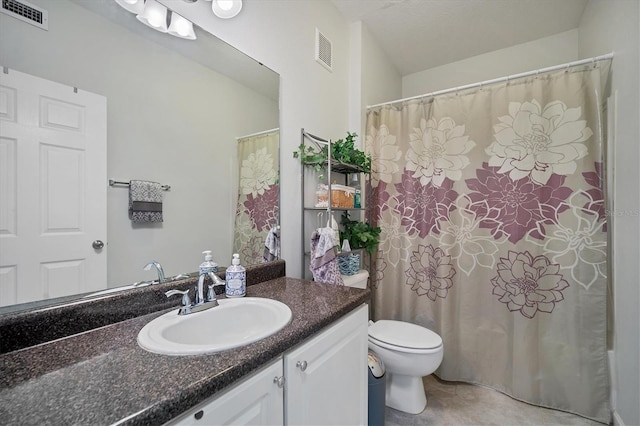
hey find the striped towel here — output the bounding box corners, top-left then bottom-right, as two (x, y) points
(129, 180), (163, 223)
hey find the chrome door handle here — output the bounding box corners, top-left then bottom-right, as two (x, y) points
(92, 240), (104, 249)
(296, 360), (308, 372)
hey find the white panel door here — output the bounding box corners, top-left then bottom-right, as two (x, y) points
(285, 305), (369, 426)
(169, 358), (284, 426)
(0, 68), (107, 306)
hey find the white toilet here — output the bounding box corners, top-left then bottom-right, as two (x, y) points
(342, 270), (444, 415)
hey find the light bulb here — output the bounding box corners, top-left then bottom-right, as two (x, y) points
(217, 0), (233, 11)
(114, 0), (144, 14)
(211, 0), (242, 19)
(168, 12), (197, 40)
(136, 0), (168, 33)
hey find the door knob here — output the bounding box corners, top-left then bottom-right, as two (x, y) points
(296, 360), (308, 371)
(273, 376), (285, 388)
(92, 240), (104, 249)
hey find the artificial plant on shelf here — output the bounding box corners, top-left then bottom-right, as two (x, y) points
(293, 132), (371, 173)
(339, 212), (381, 255)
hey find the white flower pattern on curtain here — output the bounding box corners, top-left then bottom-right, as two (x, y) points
(487, 100), (593, 184)
(233, 130), (279, 264)
(406, 117), (476, 187)
(365, 63), (610, 422)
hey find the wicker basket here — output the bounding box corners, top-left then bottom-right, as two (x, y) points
(330, 185), (355, 208)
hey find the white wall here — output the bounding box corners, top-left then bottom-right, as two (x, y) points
(163, 0), (352, 278)
(360, 23), (403, 131)
(402, 29), (579, 97)
(579, 1), (640, 425)
(0, 0), (278, 286)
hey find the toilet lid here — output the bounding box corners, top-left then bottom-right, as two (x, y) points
(368, 320), (442, 350)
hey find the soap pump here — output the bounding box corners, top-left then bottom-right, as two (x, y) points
(197, 251), (218, 303)
(200, 250), (218, 274)
(225, 253), (246, 298)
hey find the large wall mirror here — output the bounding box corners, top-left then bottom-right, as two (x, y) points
(0, 0), (280, 312)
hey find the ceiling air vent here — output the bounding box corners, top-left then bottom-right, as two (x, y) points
(315, 28), (332, 72)
(1, 0), (48, 30)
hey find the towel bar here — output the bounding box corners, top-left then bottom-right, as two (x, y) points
(109, 179), (171, 191)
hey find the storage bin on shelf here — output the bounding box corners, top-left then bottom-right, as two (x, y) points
(330, 184), (355, 208)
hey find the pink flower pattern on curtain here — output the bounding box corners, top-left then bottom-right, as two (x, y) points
(365, 62), (611, 421)
(233, 130), (279, 264)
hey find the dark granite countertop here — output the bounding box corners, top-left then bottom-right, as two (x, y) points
(0, 277), (369, 426)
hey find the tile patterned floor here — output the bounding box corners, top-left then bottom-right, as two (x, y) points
(384, 375), (607, 426)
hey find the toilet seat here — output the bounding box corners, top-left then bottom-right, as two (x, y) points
(368, 320), (442, 354)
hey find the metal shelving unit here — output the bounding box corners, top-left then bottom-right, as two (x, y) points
(300, 128), (372, 287)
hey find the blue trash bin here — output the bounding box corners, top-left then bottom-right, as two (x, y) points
(368, 350), (386, 426)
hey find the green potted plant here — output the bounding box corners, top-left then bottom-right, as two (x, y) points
(293, 132), (371, 173)
(339, 212), (381, 255)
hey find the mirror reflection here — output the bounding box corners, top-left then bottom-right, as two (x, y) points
(0, 0), (280, 311)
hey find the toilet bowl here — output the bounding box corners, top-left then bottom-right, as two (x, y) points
(368, 320), (443, 414)
(340, 269), (444, 415)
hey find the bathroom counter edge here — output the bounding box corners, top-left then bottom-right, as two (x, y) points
(0, 277), (370, 426)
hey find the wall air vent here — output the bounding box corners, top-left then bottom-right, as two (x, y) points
(1, 0), (48, 30)
(315, 28), (332, 72)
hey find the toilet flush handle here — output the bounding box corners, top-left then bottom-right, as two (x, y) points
(296, 360), (308, 372)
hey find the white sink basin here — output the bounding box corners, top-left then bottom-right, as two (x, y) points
(137, 297), (292, 356)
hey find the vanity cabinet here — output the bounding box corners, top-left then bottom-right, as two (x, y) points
(168, 358), (284, 425)
(167, 304), (368, 426)
(285, 304), (368, 425)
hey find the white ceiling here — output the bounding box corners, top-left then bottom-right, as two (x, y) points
(332, 0), (588, 76)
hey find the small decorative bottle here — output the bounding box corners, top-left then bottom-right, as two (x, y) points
(225, 253), (246, 298)
(351, 174), (362, 208)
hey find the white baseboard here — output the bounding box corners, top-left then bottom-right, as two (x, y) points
(608, 350), (616, 404)
(608, 350), (622, 425)
(612, 410), (625, 426)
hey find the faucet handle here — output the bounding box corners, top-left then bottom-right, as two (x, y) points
(165, 289), (192, 315)
(206, 284), (217, 303)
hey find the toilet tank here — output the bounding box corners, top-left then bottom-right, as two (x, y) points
(342, 270), (369, 289)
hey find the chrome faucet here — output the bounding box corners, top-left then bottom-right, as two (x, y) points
(143, 261), (166, 283)
(165, 271), (223, 316)
(196, 271), (225, 304)
(208, 271), (225, 286)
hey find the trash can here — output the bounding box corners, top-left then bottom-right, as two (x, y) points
(367, 350), (386, 426)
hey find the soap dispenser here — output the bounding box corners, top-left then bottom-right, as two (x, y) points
(200, 250), (218, 274)
(197, 251), (218, 303)
(225, 253), (246, 298)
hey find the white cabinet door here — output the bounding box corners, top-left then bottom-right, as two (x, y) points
(169, 358), (284, 426)
(285, 304), (368, 426)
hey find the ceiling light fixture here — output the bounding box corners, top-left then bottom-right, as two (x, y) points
(114, 0), (144, 14)
(168, 12), (197, 40)
(211, 0), (242, 19)
(136, 0), (168, 32)
(114, 0), (198, 40)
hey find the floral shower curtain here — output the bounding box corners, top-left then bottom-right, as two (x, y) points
(233, 129), (279, 264)
(365, 62), (611, 422)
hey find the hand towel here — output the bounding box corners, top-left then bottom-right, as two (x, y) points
(262, 226), (280, 262)
(129, 180), (163, 223)
(309, 227), (344, 285)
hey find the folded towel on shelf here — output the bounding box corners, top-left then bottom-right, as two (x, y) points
(309, 227), (343, 286)
(262, 226), (280, 263)
(129, 180), (163, 223)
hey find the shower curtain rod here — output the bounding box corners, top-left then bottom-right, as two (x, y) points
(236, 127), (280, 140)
(367, 52), (614, 109)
